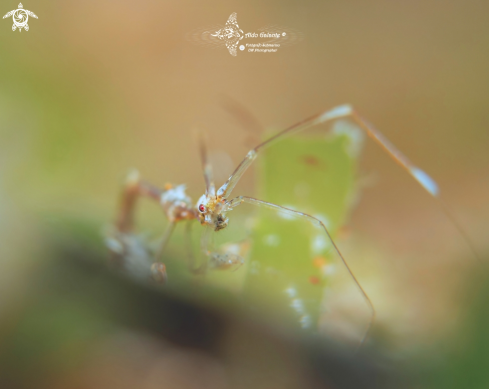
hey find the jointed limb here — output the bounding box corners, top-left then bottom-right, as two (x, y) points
(218, 105), (478, 260)
(155, 221), (176, 262)
(184, 220), (208, 274)
(218, 105), (438, 199)
(116, 169), (163, 233)
(227, 195), (375, 348)
(112, 170), (198, 281)
(184, 220), (197, 270)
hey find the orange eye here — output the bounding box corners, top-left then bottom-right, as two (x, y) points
(198, 204), (205, 213)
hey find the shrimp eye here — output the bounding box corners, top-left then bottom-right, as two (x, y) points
(198, 204), (206, 213)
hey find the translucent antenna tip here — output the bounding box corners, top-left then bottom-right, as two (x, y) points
(410, 167), (439, 196)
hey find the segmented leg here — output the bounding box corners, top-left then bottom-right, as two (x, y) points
(110, 170), (172, 283)
(217, 105), (478, 260)
(154, 222), (176, 261)
(116, 169), (162, 233)
(226, 195), (375, 349)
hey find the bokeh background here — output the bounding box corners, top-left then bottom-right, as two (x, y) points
(0, 0), (488, 387)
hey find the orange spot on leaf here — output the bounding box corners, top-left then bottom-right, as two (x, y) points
(309, 276), (320, 285)
(313, 256), (327, 268)
(300, 155), (326, 170)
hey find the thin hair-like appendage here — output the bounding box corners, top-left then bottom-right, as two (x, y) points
(209, 103), (481, 348)
(155, 222), (176, 262)
(199, 133), (216, 196)
(226, 196), (375, 349)
(218, 104), (478, 261)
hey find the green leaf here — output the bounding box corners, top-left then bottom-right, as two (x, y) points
(243, 119), (364, 331)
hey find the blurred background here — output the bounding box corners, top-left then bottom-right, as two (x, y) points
(0, 0), (488, 387)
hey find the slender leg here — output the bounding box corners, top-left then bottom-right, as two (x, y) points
(227, 195), (375, 349)
(111, 170), (174, 282)
(217, 105), (478, 261)
(154, 221), (176, 262)
(115, 170), (140, 233)
(198, 226), (213, 272)
(116, 170), (176, 261)
(184, 220), (197, 270)
(184, 220), (208, 274)
(116, 169), (163, 233)
(218, 105), (438, 198)
(109, 170), (161, 268)
(148, 221), (176, 284)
